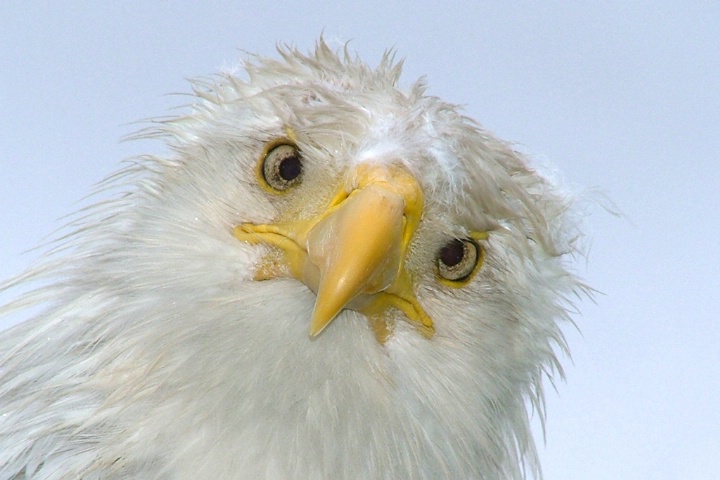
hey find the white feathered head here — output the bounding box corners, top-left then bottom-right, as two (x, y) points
(0, 40), (586, 480)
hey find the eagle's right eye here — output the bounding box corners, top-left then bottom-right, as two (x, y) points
(437, 238), (482, 284)
(260, 142), (303, 191)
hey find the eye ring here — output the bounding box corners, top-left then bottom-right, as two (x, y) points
(437, 238), (483, 285)
(259, 141), (303, 192)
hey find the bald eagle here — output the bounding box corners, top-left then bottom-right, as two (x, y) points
(0, 40), (586, 479)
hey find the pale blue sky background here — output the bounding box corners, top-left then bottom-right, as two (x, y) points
(1, 2), (718, 478)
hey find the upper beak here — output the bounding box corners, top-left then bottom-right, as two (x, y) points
(234, 163), (433, 341)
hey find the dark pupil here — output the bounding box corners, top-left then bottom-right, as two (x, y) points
(439, 239), (465, 267)
(278, 155), (302, 181)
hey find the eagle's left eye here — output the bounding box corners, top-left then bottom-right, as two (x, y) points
(437, 238), (481, 283)
(261, 143), (303, 191)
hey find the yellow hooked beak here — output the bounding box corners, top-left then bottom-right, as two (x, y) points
(233, 163), (433, 342)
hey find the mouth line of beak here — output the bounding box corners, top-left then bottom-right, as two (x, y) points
(233, 163), (434, 342)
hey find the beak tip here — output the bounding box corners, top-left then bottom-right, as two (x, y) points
(308, 320), (331, 337)
(308, 326), (323, 337)
(308, 309), (335, 337)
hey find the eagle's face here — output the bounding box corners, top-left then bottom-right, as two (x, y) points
(0, 42), (583, 480)
(155, 45), (574, 348)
